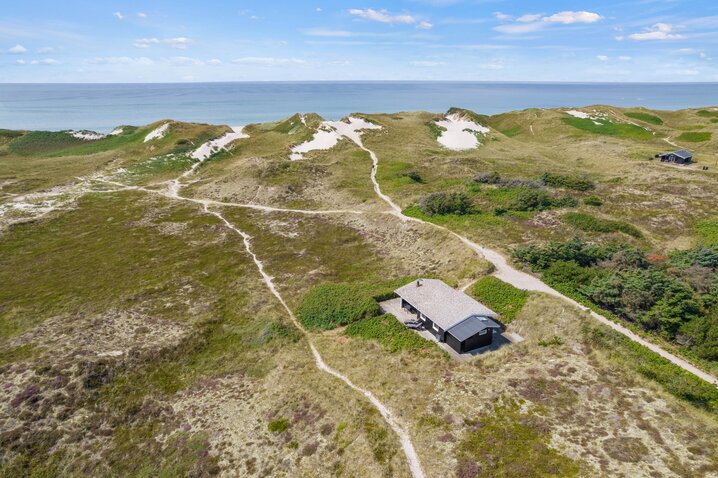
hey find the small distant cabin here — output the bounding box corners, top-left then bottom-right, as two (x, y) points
(658, 149), (693, 164)
(395, 279), (502, 353)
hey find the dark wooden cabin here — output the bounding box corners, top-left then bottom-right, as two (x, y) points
(395, 279), (502, 354)
(658, 149), (693, 164)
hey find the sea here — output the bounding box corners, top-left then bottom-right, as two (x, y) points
(1, 81), (717, 133)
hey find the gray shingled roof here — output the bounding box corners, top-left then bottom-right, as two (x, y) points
(663, 149), (693, 159)
(447, 316), (502, 342)
(395, 279), (498, 331)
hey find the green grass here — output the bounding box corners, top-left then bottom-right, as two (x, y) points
(8, 131), (88, 156)
(0, 344), (41, 366)
(455, 399), (582, 477)
(696, 219), (718, 246)
(625, 112), (663, 125)
(501, 126), (520, 137)
(268, 418), (290, 433)
(563, 212), (642, 238)
(697, 110), (718, 118)
(561, 117), (654, 140)
(296, 283), (381, 330)
(471, 276), (528, 323)
(676, 131), (712, 142)
(583, 196), (603, 207)
(345, 314), (435, 352)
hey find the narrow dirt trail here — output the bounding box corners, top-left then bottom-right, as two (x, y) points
(339, 129), (718, 388)
(160, 134), (427, 478)
(201, 203), (426, 478)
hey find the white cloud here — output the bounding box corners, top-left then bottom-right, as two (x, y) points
(517, 14), (542, 23)
(8, 44), (27, 54)
(87, 56), (154, 66)
(316, 7), (322, 12)
(628, 23), (684, 41)
(543, 11), (602, 24)
(479, 62), (504, 70)
(15, 59), (26, 65)
(137, 12), (147, 18)
(38, 47), (55, 53)
(410, 60), (444, 67)
(113, 12), (124, 20)
(348, 8), (416, 25)
(30, 58), (60, 65)
(133, 37), (194, 49)
(597, 55), (609, 61)
(417, 21), (433, 30)
(494, 10), (602, 35)
(619, 55), (632, 61)
(207, 58), (222, 65)
(494, 12), (511, 21)
(231, 57), (306, 66)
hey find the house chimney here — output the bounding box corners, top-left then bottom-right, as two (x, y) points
(416, 279), (422, 287)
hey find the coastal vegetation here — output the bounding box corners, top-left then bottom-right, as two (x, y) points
(471, 276), (528, 323)
(625, 111), (664, 125)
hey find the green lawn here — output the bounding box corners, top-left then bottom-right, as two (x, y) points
(625, 112), (663, 125)
(561, 117), (654, 140)
(677, 131), (712, 142)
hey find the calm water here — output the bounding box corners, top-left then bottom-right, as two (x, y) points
(1, 82), (717, 132)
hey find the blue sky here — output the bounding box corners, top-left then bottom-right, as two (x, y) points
(2, 0), (717, 82)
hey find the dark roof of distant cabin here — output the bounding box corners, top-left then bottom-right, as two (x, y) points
(662, 149), (693, 159)
(395, 279), (498, 330)
(447, 316), (502, 342)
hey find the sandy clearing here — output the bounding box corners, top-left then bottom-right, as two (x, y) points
(110, 127), (124, 136)
(289, 116), (382, 161)
(565, 110), (591, 119)
(144, 123), (171, 143)
(190, 126), (248, 161)
(70, 130), (106, 140)
(434, 113), (489, 150)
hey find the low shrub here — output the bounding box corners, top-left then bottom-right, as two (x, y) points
(583, 195), (603, 206)
(268, 418), (290, 433)
(512, 238), (614, 271)
(418, 192), (473, 216)
(297, 284), (380, 330)
(345, 314), (434, 352)
(541, 172), (595, 191)
(472, 276), (528, 323)
(563, 212), (642, 238)
(510, 190), (576, 211)
(403, 170), (424, 183)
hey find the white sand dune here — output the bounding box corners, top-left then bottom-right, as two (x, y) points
(143, 122), (170, 143)
(70, 130), (106, 140)
(565, 109), (590, 119)
(190, 126), (248, 161)
(109, 127), (124, 136)
(434, 113), (489, 150)
(289, 116), (381, 161)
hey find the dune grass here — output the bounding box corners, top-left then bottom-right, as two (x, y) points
(625, 112), (663, 125)
(561, 117), (654, 140)
(677, 131), (712, 142)
(345, 314), (435, 352)
(563, 212), (642, 238)
(471, 276), (529, 323)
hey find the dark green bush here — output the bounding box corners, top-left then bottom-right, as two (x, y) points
(297, 283), (381, 330)
(345, 314), (433, 352)
(583, 196), (603, 206)
(418, 192), (473, 216)
(404, 170), (424, 183)
(513, 238), (614, 271)
(563, 212), (642, 238)
(472, 276), (528, 323)
(541, 172), (595, 191)
(268, 418), (290, 433)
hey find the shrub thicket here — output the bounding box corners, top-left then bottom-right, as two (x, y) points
(472, 276), (528, 323)
(297, 283), (381, 330)
(583, 196), (603, 206)
(418, 192), (473, 216)
(541, 172), (595, 191)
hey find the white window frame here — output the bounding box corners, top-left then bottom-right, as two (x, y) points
(432, 322), (440, 332)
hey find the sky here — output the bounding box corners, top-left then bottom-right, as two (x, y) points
(1, 0), (717, 83)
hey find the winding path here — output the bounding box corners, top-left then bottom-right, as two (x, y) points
(336, 125), (718, 388)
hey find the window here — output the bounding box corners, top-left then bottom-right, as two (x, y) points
(432, 322), (439, 332)
(479, 329), (488, 335)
